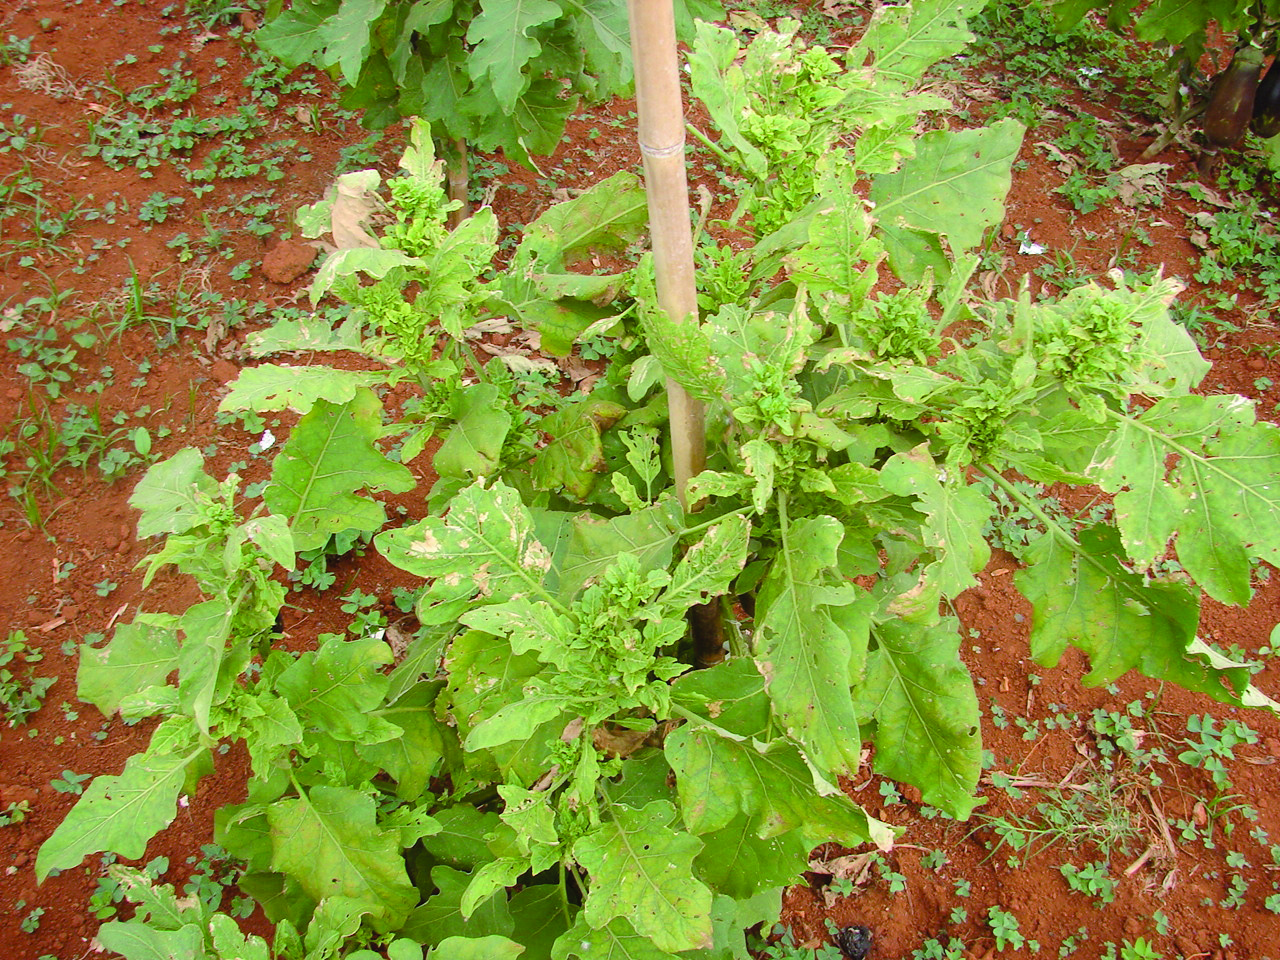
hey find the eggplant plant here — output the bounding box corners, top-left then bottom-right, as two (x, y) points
(255, 0), (718, 217)
(36, 3), (1280, 960)
(1055, 0), (1280, 158)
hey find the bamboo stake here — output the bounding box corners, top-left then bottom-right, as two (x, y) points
(628, 0), (722, 667)
(626, 0), (706, 506)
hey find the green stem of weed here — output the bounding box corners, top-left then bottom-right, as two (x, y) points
(977, 465), (1079, 554)
(669, 702), (748, 742)
(685, 122), (736, 170)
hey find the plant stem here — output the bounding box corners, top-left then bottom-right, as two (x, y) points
(685, 121), (735, 169)
(557, 861), (572, 927)
(978, 465), (1078, 552)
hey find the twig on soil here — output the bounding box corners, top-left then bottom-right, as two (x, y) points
(1124, 841), (1158, 876)
(1144, 789), (1180, 862)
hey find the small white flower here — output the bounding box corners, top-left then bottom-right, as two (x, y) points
(259, 429), (275, 451)
(1079, 67), (1103, 77)
(1019, 239), (1047, 255)
(178, 795), (189, 808)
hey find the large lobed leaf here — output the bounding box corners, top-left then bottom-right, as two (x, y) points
(265, 388), (415, 553)
(268, 784), (419, 929)
(1015, 524), (1246, 701)
(574, 801), (713, 953)
(1090, 395), (1280, 606)
(869, 118), (1025, 284)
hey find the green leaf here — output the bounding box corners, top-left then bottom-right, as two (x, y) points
(879, 446), (991, 596)
(1015, 525), (1240, 700)
(466, 0), (564, 107)
(858, 618), (982, 819)
(256, 0), (341, 67)
(691, 816), (808, 901)
(532, 397), (628, 498)
(667, 660), (876, 853)
(659, 514), (751, 615)
(433, 935), (527, 960)
(220, 364), (388, 415)
(573, 801), (713, 953)
(552, 914), (679, 960)
(129, 449), (217, 538)
(318, 0), (388, 85)
(786, 167), (884, 326)
(242, 514), (296, 571)
(77, 615), (179, 717)
(754, 517), (867, 776)
(520, 171), (648, 268)
(268, 784), (418, 928)
(870, 119), (1025, 284)
(277, 635), (400, 743)
(1090, 396), (1280, 606)
(853, 0), (987, 89)
(266, 389), (415, 553)
(402, 865), (515, 946)
(378, 480), (554, 607)
(177, 597), (236, 735)
(556, 499), (685, 599)
(687, 22), (768, 178)
(509, 885), (573, 960)
(435, 383), (513, 480)
(310, 248), (424, 305)
(94, 922), (204, 960)
(356, 682), (445, 800)
(37, 719), (202, 880)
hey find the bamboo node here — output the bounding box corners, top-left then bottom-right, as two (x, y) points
(638, 138), (685, 158)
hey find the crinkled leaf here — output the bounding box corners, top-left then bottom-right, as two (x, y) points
(574, 801), (713, 953)
(266, 389), (414, 552)
(268, 784), (418, 929)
